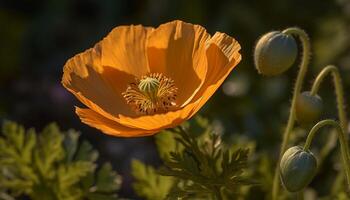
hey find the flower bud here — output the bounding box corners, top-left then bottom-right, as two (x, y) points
(296, 91), (323, 125)
(254, 31), (297, 76)
(280, 146), (317, 192)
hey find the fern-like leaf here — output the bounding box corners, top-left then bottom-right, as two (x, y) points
(131, 159), (174, 200)
(0, 121), (122, 200)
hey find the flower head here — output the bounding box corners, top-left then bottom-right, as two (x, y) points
(62, 20), (241, 137)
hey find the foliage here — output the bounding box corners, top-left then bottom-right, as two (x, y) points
(0, 121), (122, 200)
(131, 160), (173, 200)
(132, 117), (253, 200)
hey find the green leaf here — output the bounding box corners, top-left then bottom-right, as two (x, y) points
(21, 129), (36, 164)
(95, 163), (121, 192)
(155, 130), (180, 160)
(158, 122), (252, 199)
(0, 121), (38, 196)
(63, 130), (81, 163)
(2, 121), (25, 151)
(75, 141), (98, 162)
(34, 123), (65, 179)
(0, 121), (123, 200)
(58, 161), (95, 190)
(82, 162), (122, 199)
(131, 159), (174, 200)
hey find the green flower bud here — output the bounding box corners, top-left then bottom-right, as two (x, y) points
(280, 146), (317, 192)
(254, 31), (298, 76)
(296, 91), (323, 125)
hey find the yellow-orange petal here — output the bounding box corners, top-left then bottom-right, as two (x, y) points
(117, 98), (200, 130)
(62, 43), (137, 118)
(76, 107), (155, 137)
(62, 21), (241, 137)
(147, 20), (210, 107)
(190, 32), (241, 115)
(101, 25), (154, 78)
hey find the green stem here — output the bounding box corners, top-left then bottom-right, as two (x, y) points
(272, 27), (311, 200)
(310, 65), (349, 174)
(310, 65), (348, 138)
(303, 120), (350, 189)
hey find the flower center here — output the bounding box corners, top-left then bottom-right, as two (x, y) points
(138, 77), (160, 102)
(123, 73), (178, 115)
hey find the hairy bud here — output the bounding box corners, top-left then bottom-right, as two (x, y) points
(254, 31), (297, 76)
(280, 146), (317, 192)
(296, 91), (323, 125)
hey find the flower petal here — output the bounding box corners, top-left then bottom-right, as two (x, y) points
(190, 32), (241, 115)
(76, 107), (155, 137)
(147, 20), (210, 107)
(62, 43), (137, 118)
(63, 22), (241, 137)
(117, 99), (200, 130)
(101, 25), (154, 78)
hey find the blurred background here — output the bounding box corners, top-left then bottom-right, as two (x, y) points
(1, 0), (350, 198)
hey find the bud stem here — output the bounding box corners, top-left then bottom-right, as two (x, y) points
(310, 65), (348, 139)
(272, 27), (310, 200)
(310, 65), (349, 181)
(303, 120), (350, 189)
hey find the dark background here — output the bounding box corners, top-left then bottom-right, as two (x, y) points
(1, 0), (350, 198)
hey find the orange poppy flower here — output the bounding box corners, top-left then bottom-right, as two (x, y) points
(62, 20), (241, 137)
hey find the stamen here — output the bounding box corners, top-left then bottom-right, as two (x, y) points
(122, 73), (178, 115)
